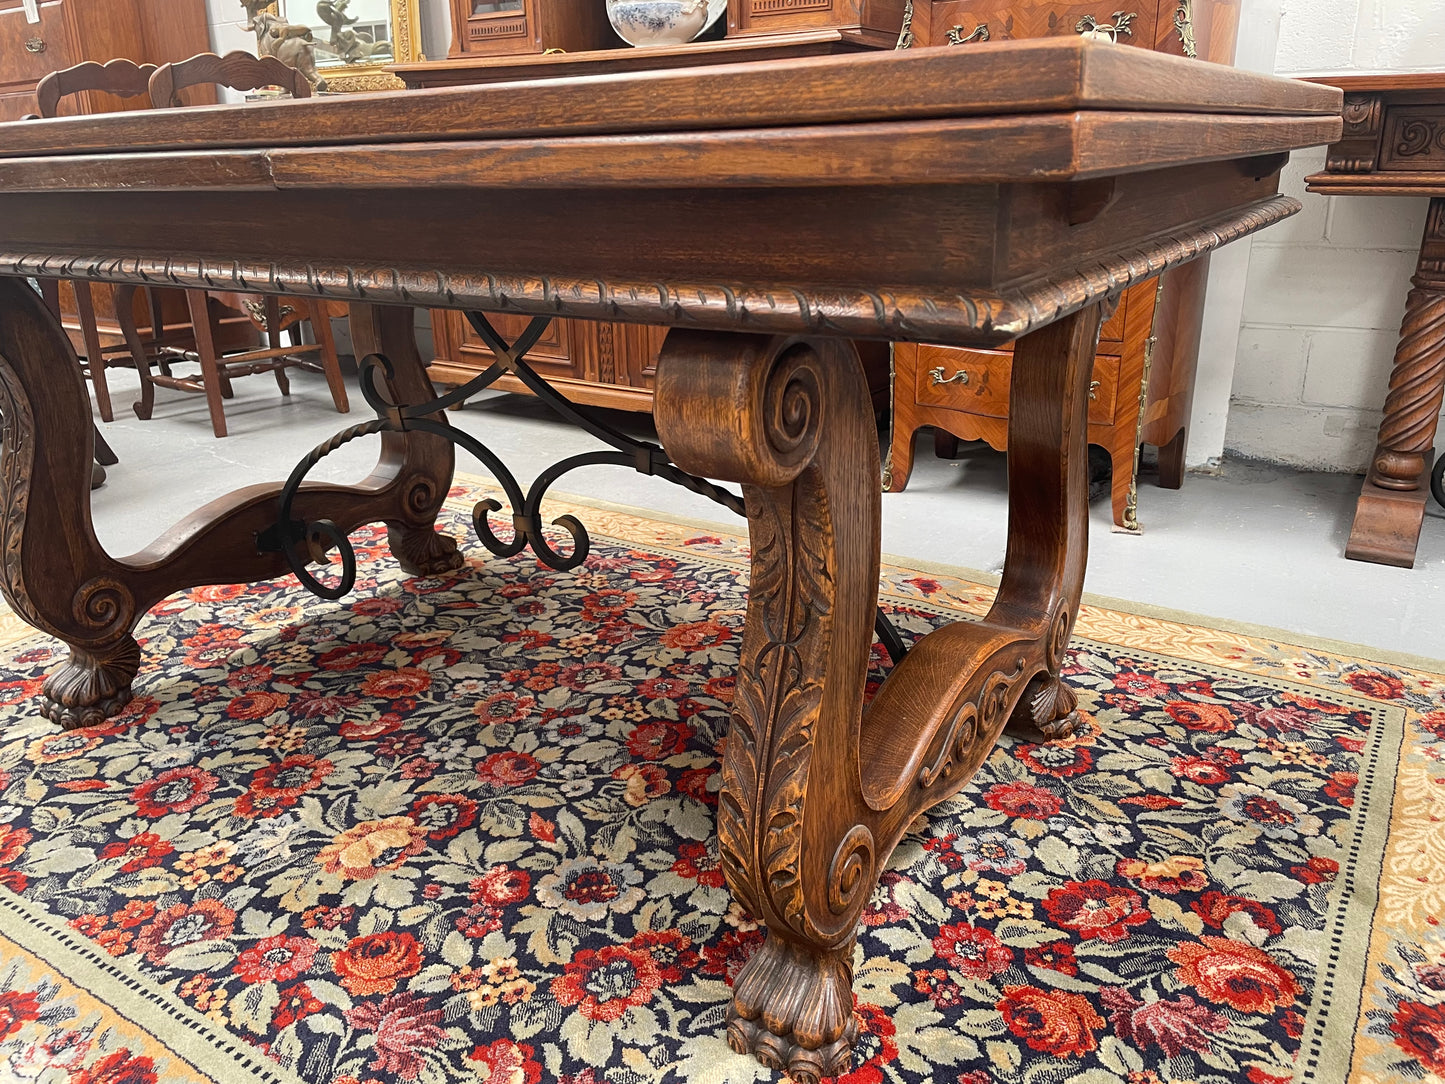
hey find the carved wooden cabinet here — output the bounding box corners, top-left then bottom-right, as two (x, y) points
(886, 0), (1239, 528)
(0, 0), (210, 121)
(431, 310), (665, 412)
(419, 0), (903, 412)
(447, 0), (621, 58)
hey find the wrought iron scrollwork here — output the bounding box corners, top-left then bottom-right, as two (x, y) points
(1432, 453), (1445, 511)
(260, 312), (909, 661)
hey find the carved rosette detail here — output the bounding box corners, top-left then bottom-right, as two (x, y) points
(1342, 94), (1383, 136)
(826, 825), (875, 916)
(72, 577), (135, 640)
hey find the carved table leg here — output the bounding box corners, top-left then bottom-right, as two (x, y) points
(1001, 307), (1107, 740)
(0, 285), (461, 728)
(657, 305), (1105, 1078)
(1346, 197), (1445, 568)
(348, 304), (464, 577)
(656, 332), (881, 1082)
(0, 277), (142, 727)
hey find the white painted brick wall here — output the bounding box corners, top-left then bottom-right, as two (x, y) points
(1221, 0), (1445, 473)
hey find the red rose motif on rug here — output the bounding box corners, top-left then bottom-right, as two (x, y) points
(983, 781), (1062, 819)
(234, 934), (318, 985)
(1390, 1000), (1445, 1076)
(551, 944), (662, 1022)
(1042, 879), (1149, 942)
(1168, 936), (1301, 1014)
(333, 931), (424, 996)
(932, 923), (1013, 978)
(344, 992), (445, 1080)
(997, 985), (1105, 1056)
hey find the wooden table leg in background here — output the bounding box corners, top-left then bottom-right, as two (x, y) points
(0, 279), (462, 728)
(653, 301), (1104, 1081)
(1346, 197), (1445, 568)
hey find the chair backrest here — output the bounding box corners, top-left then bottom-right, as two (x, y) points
(148, 51), (313, 109)
(34, 58), (158, 119)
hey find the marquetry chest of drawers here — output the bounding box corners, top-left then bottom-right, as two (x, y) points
(887, 0), (1240, 529)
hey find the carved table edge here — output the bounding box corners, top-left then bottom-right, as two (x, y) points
(0, 195), (1297, 345)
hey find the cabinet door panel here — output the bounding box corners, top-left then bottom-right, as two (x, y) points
(455, 311), (580, 383)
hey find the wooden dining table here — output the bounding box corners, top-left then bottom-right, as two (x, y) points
(0, 40), (1338, 1081)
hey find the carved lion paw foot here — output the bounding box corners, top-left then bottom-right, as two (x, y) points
(388, 526), (465, 577)
(728, 1011), (856, 1084)
(727, 936), (858, 1084)
(1007, 673), (1083, 741)
(39, 638), (141, 730)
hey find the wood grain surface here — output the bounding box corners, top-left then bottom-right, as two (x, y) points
(0, 38), (1338, 160)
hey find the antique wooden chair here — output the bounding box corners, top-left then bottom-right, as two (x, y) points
(31, 60), (257, 426)
(125, 51), (349, 438)
(31, 60), (159, 423)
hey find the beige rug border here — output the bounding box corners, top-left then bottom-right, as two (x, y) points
(513, 480), (1444, 676)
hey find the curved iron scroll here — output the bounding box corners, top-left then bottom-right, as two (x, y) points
(1432, 452), (1444, 512)
(260, 312), (908, 661)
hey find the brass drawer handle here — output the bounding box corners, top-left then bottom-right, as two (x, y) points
(929, 366), (970, 387)
(24, 37), (45, 53)
(1076, 11), (1137, 41)
(946, 23), (989, 45)
(1089, 380), (1100, 401)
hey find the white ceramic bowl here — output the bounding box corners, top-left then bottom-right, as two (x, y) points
(607, 0), (725, 47)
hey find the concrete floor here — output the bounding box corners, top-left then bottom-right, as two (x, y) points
(85, 363), (1445, 665)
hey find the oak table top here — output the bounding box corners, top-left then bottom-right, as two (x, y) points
(0, 39), (1339, 1081)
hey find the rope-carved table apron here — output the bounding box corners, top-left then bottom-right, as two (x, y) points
(0, 40), (1339, 1081)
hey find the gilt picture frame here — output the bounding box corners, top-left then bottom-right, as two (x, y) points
(271, 0), (421, 91)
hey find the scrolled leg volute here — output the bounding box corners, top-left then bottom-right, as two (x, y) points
(348, 304), (466, 579)
(0, 288), (465, 730)
(655, 306), (1106, 1077)
(655, 331), (882, 1082)
(0, 277), (145, 728)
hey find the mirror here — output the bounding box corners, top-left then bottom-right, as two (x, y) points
(273, 0), (420, 90)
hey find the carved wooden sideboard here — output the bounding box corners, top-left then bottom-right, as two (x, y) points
(887, 0), (1239, 530)
(1306, 73), (1445, 569)
(407, 0), (902, 413)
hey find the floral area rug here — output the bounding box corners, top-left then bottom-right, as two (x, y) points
(0, 473), (1442, 1084)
